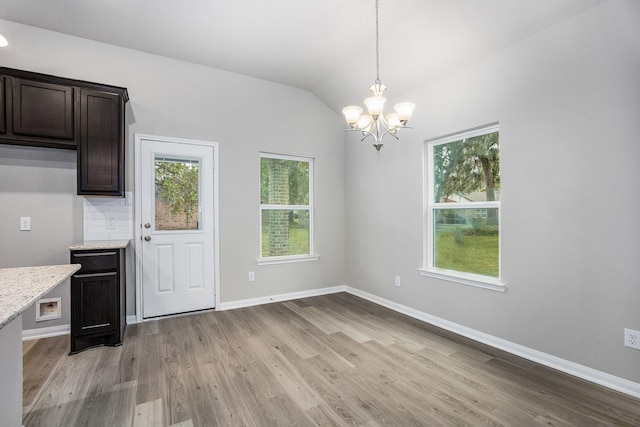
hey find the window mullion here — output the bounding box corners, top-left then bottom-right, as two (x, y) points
(432, 201), (499, 210)
(261, 204), (310, 210)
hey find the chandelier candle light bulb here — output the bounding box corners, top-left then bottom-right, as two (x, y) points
(364, 96), (386, 117)
(386, 113), (401, 129)
(357, 115), (374, 132)
(394, 102), (416, 123)
(342, 0), (416, 153)
(343, 106), (363, 127)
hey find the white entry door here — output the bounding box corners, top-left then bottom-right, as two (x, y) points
(139, 137), (215, 318)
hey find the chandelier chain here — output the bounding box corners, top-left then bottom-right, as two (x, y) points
(375, 0), (380, 84)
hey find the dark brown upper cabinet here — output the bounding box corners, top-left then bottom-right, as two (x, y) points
(0, 67), (128, 196)
(0, 69), (80, 149)
(77, 89), (125, 196)
(12, 78), (76, 142)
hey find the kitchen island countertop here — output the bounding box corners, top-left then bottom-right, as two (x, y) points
(0, 263), (81, 426)
(0, 264), (81, 330)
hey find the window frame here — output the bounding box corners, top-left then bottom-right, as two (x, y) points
(420, 124), (505, 292)
(258, 152), (318, 265)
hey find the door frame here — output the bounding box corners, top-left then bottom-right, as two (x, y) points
(134, 133), (220, 323)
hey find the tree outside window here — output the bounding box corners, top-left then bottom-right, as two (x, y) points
(155, 159), (200, 231)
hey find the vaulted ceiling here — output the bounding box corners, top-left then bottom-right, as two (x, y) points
(0, 0), (605, 112)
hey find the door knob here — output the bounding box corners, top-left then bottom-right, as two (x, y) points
(144, 235), (151, 241)
(144, 223), (151, 229)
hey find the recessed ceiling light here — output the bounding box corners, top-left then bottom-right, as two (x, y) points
(0, 34), (8, 47)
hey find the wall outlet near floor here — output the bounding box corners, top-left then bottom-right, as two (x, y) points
(36, 297), (61, 321)
(624, 328), (640, 350)
(248, 271), (255, 282)
(394, 275), (401, 287)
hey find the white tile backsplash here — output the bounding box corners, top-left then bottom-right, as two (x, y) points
(83, 192), (134, 241)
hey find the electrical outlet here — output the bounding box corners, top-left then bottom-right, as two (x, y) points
(394, 275), (401, 287)
(106, 216), (117, 230)
(624, 329), (640, 350)
(248, 271), (255, 282)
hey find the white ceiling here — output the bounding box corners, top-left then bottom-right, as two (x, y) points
(0, 0), (605, 112)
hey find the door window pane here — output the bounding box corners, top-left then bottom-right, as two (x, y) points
(155, 157), (200, 231)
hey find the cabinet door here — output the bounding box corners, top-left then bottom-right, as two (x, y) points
(77, 89), (124, 196)
(71, 273), (117, 337)
(12, 77), (75, 140)
(0, 76), (5, 135)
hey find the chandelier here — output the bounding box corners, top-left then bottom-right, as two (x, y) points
(342, 0), (415, 153)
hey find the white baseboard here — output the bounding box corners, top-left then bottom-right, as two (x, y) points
(126, 315), (138, 325)
(22, 324), (69, 341)
(345, 286), (640, 399)
(218, 285), (347, 311)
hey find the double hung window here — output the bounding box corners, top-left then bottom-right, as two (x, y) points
(422, 124), (503, 290)
(259, 153), (315, 263)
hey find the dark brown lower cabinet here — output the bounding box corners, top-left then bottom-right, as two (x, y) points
(70, 248), (126, 354)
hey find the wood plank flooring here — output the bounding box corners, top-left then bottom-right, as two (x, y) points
(23, 293), (640, 426)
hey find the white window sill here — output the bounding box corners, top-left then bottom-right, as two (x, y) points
(257, 255), (320, 266)
(418, 268), (506, 292)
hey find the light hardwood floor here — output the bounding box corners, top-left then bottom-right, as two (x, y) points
(23, 293), (640, 426)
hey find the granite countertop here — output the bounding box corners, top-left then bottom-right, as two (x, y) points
(0, 264), (81, 330)
(69, 240), (130, 251)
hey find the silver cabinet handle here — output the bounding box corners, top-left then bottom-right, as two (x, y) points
(144, 236), (151, 241)
(144, 223), (151, 229)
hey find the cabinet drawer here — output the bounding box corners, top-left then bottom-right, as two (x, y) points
(71, 251), (118, 273)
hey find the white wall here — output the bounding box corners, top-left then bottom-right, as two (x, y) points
(345, 0), (640, 383)
(0, 19), (346, 324)
(0, 145), (82, 330)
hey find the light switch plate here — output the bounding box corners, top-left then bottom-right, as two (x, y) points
(20, 217), (31, 231)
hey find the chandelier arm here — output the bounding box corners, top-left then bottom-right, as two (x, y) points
(380, 128), (400, 141)
(360, 129), (377, 144)
(378, 113), (390, 128)
(343, 127), (377, 144)
(360, 132), (375, 143)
